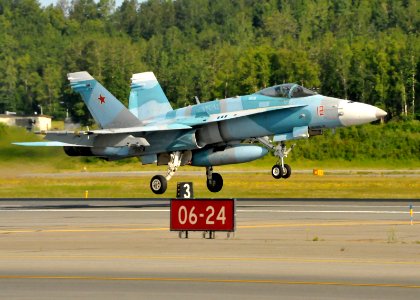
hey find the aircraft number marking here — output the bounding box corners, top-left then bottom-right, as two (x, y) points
(317, 105), (325, 116)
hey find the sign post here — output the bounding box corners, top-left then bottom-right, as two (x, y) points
(170, 199), (235, 239)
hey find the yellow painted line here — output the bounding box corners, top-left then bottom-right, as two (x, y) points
(0, 275), (419, 289)
(0, 255), (419, 266)
(0, 220), (418, 234)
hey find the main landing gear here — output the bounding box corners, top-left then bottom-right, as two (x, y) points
(206, 166), (223, 193)
(150, 151), (183, 194)
(150, 175), (167, 194)
(255, 137), (295, 180)
(150, 151), (224, 194)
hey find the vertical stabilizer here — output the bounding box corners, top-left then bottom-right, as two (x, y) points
(68, 72), (141, 129)
(129, 72), (173, 121)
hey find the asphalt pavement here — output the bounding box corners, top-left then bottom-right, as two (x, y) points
(0, 199), (419, 299)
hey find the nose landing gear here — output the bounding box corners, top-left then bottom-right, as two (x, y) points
(150, 175), (167, 194)
(254, 137), (295, 180)
(271, 141), (293, 180)
(271, 163), (291, 179)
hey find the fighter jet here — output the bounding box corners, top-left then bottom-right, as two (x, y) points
(15, 71), (387, 194)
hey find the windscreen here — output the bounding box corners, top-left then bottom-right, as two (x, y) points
(257, 84), (316, 98)
(290, 85), (317, 98)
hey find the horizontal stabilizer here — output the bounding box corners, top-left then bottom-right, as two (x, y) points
(13, 141), (90, 147)
(89, 123), (192, 135)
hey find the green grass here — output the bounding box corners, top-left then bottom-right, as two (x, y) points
(1, 122), (419, 198)
(0, 173), (418, 198)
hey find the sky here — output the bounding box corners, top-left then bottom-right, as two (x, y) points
(39, 1), (125, 8)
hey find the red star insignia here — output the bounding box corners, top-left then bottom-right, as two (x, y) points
(98, 94), (106, 104)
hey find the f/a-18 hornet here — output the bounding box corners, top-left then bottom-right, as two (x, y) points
(15, 72), (387, 194)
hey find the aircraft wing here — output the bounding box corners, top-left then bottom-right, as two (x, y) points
(13, 124), (188, 148)
(13, 104), (306, 148)
(177, 104), (307, 127)
(90, 104), (307, 134)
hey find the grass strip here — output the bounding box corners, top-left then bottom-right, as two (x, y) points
(1, 173), (418, 199)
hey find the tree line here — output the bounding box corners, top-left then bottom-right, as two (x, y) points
(0, 0), (418, 125)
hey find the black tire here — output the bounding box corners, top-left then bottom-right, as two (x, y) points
(271, 164), (283, 179)
(207, 172), (223, 193)
(150, 175), (167, 194)
(282, 164), (292, 179)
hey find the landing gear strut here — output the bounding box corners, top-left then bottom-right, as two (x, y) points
(150, 151), (183, 194)
(206, 166), (223, 193)
(256, 137), (295, 180)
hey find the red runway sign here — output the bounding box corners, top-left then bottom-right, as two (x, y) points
(170, 199), (235, 232)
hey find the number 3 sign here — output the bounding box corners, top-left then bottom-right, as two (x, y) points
(177, 182), (193, 199)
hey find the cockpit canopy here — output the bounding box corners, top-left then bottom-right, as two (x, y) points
(257, 83), (316, 98)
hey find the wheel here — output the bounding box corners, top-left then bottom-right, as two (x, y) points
(207, 172), (223, 193)
(271, 164), (283, 179)
(282, 164), (292, 179)
(150, 175), (167, 194)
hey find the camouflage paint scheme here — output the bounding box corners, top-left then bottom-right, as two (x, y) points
(15, 71), (386, 194)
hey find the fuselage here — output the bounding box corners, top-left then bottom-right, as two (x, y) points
(16, 74), (388, 194)
(138, 84), (386, 152)
(65, 83), (386, 160)
(165, 86), (385, 133)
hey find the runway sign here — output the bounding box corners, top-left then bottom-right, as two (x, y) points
(176, 182), (193, 199)
(170, 199), (235, 232)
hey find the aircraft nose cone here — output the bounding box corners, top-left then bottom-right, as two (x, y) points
(375, 108), (387, 119)
(339, 101), (386, 127)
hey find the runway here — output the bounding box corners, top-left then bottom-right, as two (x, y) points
(0, 199), (419, 299)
